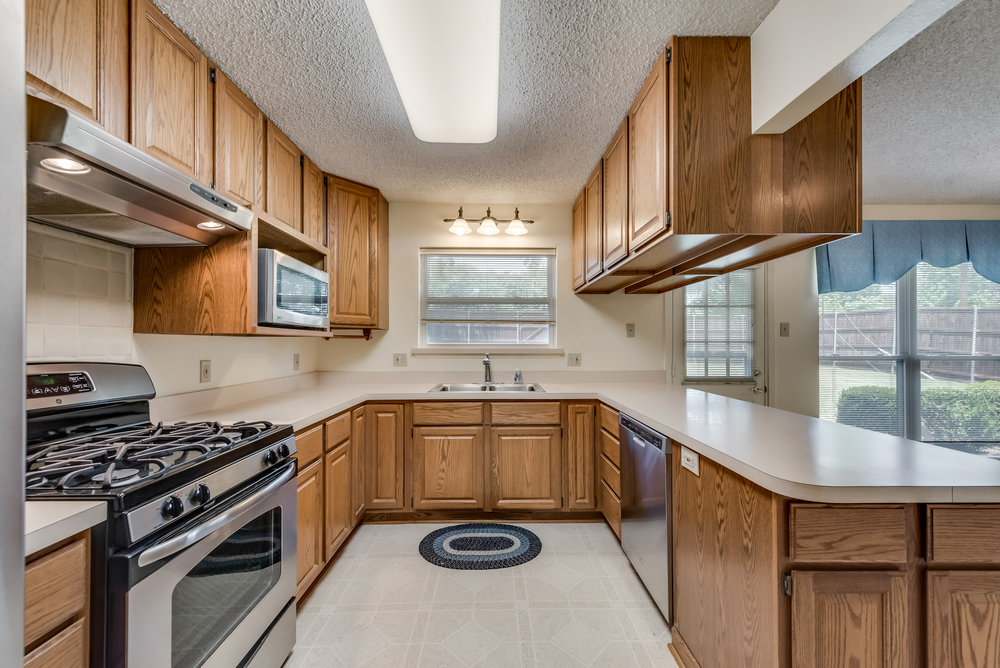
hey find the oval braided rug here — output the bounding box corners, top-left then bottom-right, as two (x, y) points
(418, 523), (542, 570)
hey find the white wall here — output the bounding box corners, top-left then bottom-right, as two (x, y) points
(26, 221), (320, 397)
(766, 250), (820, 417)
(318, 202), (667, 377)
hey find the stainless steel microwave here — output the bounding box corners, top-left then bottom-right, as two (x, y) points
(257, 249), (330, 329)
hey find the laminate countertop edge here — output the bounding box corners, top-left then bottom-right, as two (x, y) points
(165, 382), (1000, 504)
(25, 500), (107, 556)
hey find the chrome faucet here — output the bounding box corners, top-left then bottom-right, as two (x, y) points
(483, 353), (492, 384)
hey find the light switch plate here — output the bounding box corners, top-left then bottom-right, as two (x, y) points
(681, 446), (700, 476)
(293, 354), (300, 371)
(393, 353), (407, 367)
(567, 353), (581, 367)
(626, 323), (635, 338)
(779, 322), (790, 337)
(199, 360), (211, 384)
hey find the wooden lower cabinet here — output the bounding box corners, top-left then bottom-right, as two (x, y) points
(488, 426), (562, 510)
(324, 441), (352, 561)
(791, 570), (911, 668)
(351, 406), (367, 524)
(413, 426), (484, 510)
(565, 403), (596, 510)
(295, 457), (324, 598)
(598, 478), (621, 539)
(367, 404), (405, 509)
(25, 618), (86, 668)
(24, 531), (90, 668)
(928, 571), (1000, 667)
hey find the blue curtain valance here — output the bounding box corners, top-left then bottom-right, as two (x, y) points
(816, 220), (1000, 294)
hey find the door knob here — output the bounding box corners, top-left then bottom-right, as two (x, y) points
(752, 385), (767, 394)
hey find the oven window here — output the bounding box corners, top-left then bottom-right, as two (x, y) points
(277, 264), (329, 318)
(171, 508), (282, 668)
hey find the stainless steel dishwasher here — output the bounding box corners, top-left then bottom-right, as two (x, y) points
(619, 413), (671, 620)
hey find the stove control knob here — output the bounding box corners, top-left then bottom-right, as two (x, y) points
(189, 484), (211, 506)
(277, 443), (291, 459)
(263, 449), (278, 466)
(161, 496), (184, 519)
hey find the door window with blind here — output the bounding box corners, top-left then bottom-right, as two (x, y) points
(683, 270), (758, 380)
(419, 249), (556, 346)
(820, 262), (1000, 448)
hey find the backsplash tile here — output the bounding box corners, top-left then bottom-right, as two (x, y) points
(27, 222), (134, 363)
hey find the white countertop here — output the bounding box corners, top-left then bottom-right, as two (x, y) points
(171, 381), (1000, 504)
(25, 500), (106, 556)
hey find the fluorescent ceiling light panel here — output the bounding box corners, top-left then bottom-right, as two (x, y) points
(365, 0), (501, 144)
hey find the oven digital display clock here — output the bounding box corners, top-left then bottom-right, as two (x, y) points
(26, 372), (94, 398)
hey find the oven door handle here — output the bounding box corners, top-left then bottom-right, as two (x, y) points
(136, 461), (296, 568)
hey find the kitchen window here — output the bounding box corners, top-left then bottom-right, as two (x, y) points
(820, 262), (1000, 446)
(419, 249), (556, 346)
(683, 270), (758, 380)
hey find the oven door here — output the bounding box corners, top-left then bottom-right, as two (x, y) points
(258, 248), (329, 329)
(117, 461), (297, 668)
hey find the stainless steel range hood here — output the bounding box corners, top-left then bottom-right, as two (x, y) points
(26, 95), (253, 247)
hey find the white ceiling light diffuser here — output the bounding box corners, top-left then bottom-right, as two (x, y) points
(365, 0), (501, 144)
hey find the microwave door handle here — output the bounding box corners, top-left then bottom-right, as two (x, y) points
(136, 461), (296, 568)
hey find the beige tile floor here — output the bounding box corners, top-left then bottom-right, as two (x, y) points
(286, 522), (679, 668)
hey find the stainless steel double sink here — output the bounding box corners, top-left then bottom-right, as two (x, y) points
(428, 383), (545, 392)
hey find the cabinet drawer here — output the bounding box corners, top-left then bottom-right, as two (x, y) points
(599, 478), (621, 540)
(928, 505), (1000, 563)
(600, 404), (619, 435)
(413, 402), (484, 426)
(25, 617), (86, 668)
(790, 505), (907, 564)
(295, 424), (324, 466)
(25, 539), (87, 648)
(491, 402), (561, 425)
(325, 412), (351, 450)
(600, 454), (621, 497)
(600, 429), (620, 468)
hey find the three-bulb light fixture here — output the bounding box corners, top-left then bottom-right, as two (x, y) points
(446, 207), (533, 236)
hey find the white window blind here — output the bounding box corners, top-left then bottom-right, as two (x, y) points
(420, 249), (556, 345)
(684, 270), (755, 379)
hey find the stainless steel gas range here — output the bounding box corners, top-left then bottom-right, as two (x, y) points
(26, 362), (298, 668)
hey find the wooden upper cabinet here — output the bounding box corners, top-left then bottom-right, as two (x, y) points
(264, 120), (303, 230)
(328, 177), (388, 329)
(628, 48), (669, 250)
(213, 69), (264, 208)
(413, 427), (485, 510)
(131, 0), (212, 184)
(26, 0), (130, 140)
(791, 570), (910, 668)
(571, 189), (586, 289)
(302, 157), (326, 247)
(488, 426), (562, 511)
(584, 163), (603, 281)
(602, 117), (629, 268)
(366, 404), (404, 510)
(566, 404), (596, 511)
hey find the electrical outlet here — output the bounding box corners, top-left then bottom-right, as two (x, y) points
(780, 322), (790, 337)
(567, 353), (582, 367)
(199, 360), (211, 383)
(393, 353), (407, 367)
(626, 323), (635, 338)
(293, 353), (300, 371)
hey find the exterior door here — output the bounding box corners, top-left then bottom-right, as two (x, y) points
(412, 426), (484, 510)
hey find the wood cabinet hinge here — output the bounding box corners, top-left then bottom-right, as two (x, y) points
(664, 48), (671, 65)
(300, 155), (305, 167)
(665, 211), (672, 230)
(411, 427), (414, 438)
(782, 574), (793, 597)
(209, 67), (216, 84)
(324, 176), (328, 186)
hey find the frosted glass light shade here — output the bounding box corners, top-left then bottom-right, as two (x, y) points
(478, 218), (499, 235)
(449, 218), (472, 235)
(506, 218), (527, 235)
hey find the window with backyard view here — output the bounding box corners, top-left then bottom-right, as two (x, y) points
(820, 262), (1000, 447)
(419, 249), (556, 346)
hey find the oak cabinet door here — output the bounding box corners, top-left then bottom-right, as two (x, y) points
(585, 163), (603, 281)
(791, 570), (910, 668)
(603, 117), (629, 267)
(413, 426), (484, 510)
(214, 70), (263, 208)
(302, 157), (326, 246)
(324, 441), (352, 561)
(329, 178), (378, 327)
(366, 404), (405, 510)
(571, 189), (586, 289)
(628, 48), (669, 250)
(295, 458), (324, 598)
(566, 404), (596, 510)
(264, 120), (303, 230)
(351, 406), (366, 525)
(27, 0), (129, 140)
(929, 571), (1000, 668)
(488, 426), (562, 510)
(131, 0), (212, 183)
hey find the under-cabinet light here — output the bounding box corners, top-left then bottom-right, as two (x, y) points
(40, 157), (90, 175)
(197, 221), (226, 231)
(365, 0), (501, 144)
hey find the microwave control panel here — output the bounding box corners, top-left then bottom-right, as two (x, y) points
(26, 372), (94, 399)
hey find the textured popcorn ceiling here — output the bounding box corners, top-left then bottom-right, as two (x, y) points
(155, 0), (778, 204)
(864, 0), (1000, 204)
